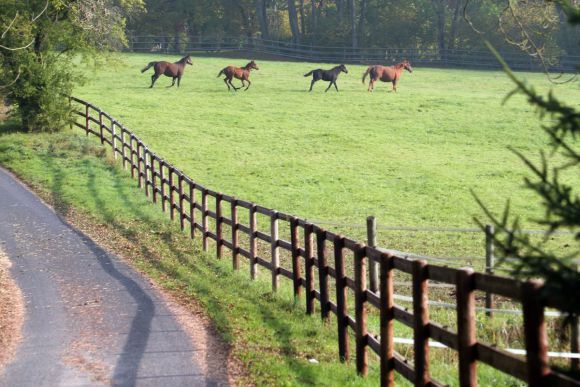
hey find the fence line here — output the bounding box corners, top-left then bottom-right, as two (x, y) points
(69, 96), (579, 386)
(126, 35), (580, 73)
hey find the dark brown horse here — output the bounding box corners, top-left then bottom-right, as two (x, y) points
(304, 64), (348, 92)
(217, 60), (259, 91)
(141, 55), (193, 88)
(362, 60), (413, 92)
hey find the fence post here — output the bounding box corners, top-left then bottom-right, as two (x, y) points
(231, 198), (239, 270)
(152, 158), (159, 205)
(412, 259), (430, 386)
(354, 243), (368, 376)
(111, 120), (118, 160)
(120, 127), (126, 168)
(456, 267), (477, 387)
(169, 167), (175, 220)
(98, 110), (104, 144)
(178, 175), (185, 230)
(136, 143), (142, 189)
(216, 193), (223, 258)
(271, 211), (279, 292)
(485, 224), (495, 318)
(250, 205), (258, 280)
(144, 148), (150, 198)
(380, 253), (395, 387)
(334, 234), (349, 362)
(129, 135), (135, 178)
(304, 223), (315, 315)
(290, 217), (302, 299)
(522, 280), (549, 387)
(316, 227), (330, 320)
(367, 216), (379, 293)
(189, 182), (195, 239)
(202, 189), (208, 252)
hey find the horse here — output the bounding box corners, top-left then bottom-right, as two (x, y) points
(217, 60), (259, 91)
(141, 55), (193, 88)
(362, 60), (413, 92)
(304, 64), (348, 92)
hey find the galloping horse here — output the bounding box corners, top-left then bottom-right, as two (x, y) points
(304, 64), (348, 92)
(217, 60), (259, 91)
(141, 55), (193, 88)
(362, 60), (413, 92)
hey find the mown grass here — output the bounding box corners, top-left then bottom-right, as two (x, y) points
(1, 55), (578, 385)
(74, 53), (579, 261)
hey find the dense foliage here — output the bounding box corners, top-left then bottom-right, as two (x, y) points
(0, 0), (143, 132)
(127, 0), (580, 56)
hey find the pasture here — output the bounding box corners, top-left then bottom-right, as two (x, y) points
(1, 53), (578, 386)
(76, 53), (579, 262)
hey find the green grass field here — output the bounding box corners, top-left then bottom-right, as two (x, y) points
(75, 52), (578, 261)
(1, 53), (578, 386)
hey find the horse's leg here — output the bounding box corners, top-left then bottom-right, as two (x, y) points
(333, 81), (339, 92)
(244, 79), (251, 91)
(168, 77), (176, 88)
(223, 78), (230, 91)
(325, 82), (332, 92)
(367, 79), (373, 92)
(228, 79), (239, 91)
(240, 79), (246, 89)
(150, 74), (158, 88)
(309, 79), (316, 92)
(177, 76), (181, 87)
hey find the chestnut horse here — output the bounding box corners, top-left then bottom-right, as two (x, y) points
(217, 60), (259, 91)
(141, 55), (193, 88)
(362, 60), (413, 92)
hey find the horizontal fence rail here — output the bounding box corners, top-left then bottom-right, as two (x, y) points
(126, 35), (580, 72)
(70, 96), (580, 386)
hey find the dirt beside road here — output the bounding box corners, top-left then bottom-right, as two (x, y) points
(0, 246), (24, 375)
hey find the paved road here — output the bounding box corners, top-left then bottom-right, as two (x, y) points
(0, 167), (225, 386)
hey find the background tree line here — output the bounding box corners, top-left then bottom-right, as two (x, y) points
(128, 0), (580, 57)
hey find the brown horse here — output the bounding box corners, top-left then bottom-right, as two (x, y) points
(217, 60), (259, 91)
(362, 60), (413, 92)
(141, 55), (193, 88)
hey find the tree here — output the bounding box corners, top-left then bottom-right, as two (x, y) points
(0, 0), (144, 132)
(287, 0), (301, 43)
(474, 0), (580, 319)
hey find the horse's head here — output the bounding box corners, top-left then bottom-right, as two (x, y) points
(339, 64), (348, 74)
(183, 55), (193, 66)
(402, 60), (413, 73)
(247, 60), (259, 71)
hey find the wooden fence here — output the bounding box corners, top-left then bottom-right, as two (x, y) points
(127, 35), (580, 73)
(70, 96), (579, 386)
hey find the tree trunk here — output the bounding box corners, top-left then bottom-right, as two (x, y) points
(447, 0), (460, 51)
(299, 0), (306, 37)
(337, 0), (344, 22)
(255, 0), (269, 39)
(349, 0), (357, 48)
(357, 0), (366, 47)
(287, 0), (301, 44)
(433, 0), (446, 60)
(311, 0), (318, 36)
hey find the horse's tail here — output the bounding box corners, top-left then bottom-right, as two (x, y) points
(141, 62), (155, 73)
(304, 70), (314, 77)
(217, 68), (226, 78)
(362, 67), (371, 84)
